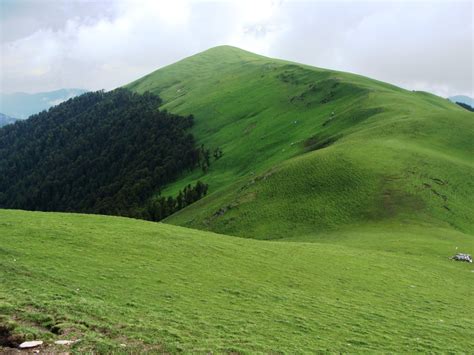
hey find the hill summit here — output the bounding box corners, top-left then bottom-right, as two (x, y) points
(127, 46), (474, 242)
(0, 46), (473, 353)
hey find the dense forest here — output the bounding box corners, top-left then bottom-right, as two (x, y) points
(0, 89), (211, 219)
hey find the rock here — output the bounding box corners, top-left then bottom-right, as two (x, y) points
(19, 340), (43, 349)
(54, 339), (75, 345)
(451, 253), (472, 263)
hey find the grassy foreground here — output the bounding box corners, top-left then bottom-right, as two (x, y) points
(1, 209), (473, 352)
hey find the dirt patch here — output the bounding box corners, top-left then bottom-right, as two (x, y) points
(212, 202), (239, 219)
(0, 324), (24, 348)
(210, 193), (256, 219)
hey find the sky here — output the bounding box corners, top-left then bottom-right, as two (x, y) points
(0, 0), (472, 98)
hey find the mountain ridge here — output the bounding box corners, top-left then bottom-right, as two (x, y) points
(0, 88), (87, 119)
(449, 95), (473, 107)
(0, 112), (18, 127)
(126, 46), (473, 240)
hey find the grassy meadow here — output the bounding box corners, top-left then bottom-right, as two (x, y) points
(1, 209), (473, 352)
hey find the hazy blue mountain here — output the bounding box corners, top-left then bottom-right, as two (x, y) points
(0, 112), (18, 127)
(448, 95), (473, 107)
(0, 88), (87, 119)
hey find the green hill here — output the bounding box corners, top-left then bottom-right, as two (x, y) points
(1, 46), (473, 352)
(127, 46), (474, 241)
(1, 209), (473, 352)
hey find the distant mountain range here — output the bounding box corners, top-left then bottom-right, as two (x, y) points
(0, 88), (87, 119)
(0, 112), (18, 127)
(448, 95), (473, 107)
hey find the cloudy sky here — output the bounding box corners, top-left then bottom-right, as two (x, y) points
(0, 0), (472, 97)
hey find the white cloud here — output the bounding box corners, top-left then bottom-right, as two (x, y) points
(0, 0), (472, 97)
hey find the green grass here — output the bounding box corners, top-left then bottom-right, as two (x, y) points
(127, 46), (474, 241)
(1, 209), (473, 352)
(2, 46), (473, 352)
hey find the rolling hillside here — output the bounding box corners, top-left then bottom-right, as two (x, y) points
(1, 46), (473, 352)
(1, 209), (473, 352)
(127, 46), (474, 241)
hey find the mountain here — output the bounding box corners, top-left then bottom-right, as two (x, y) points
(0, 112), (18, 127)
(0, 88), (87, 119)
(2, 46), (472, 242)
(1, 46), (473, 352)
(127, 46), (474, 242)
(449, 95), (474, 107)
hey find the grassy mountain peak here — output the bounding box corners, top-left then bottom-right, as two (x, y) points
(127, 46), (473, 241)
(194, 44), (264, 58)
(1, 46), (473, 353)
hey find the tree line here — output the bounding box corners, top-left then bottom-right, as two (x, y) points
(145, 180), (208, 221)
(456, 101), (474, 112)
(0, 89), (217, 219)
